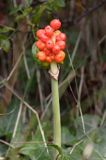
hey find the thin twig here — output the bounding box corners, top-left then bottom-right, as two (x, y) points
(98, 35), (106, 45)
(12, 103), (23, 139)
(36, 68), (44, 112)
(7, 53), (23, 81)
(41, 97), (52, 120)
(0, 107), (16, 116)
(68, 44), (86, 134)
(75, 0), (106, 23)
(77, 67), (86, 134)
(100, 110), (106, 126)
(12, 141), (50, 144)
(0, 76), (49, 154)
(69, 84), (77, 103)
(64, 0), (106, 26)
(71, 31), (82, 62)
(0, 139), (14, 149)
(41, 71), (76, 120)
(68, 50), (79, 98)
(70, 139), (83, 154)
(23, 54), (31, 79)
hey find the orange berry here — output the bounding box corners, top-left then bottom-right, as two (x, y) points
(56, 33), (66, 41)
(50, 55), (54, 60)
(52, 44), (60, 54)
(36, 51), (46, 62)
(36, 29), (45, 38)
(56, 41), (66, 50)
(43, 48), (51, 56)
(35, 40), (45, 50)
(40, 34), (49, 43)
(50, 19), (61, 30)
(46, 56), (52, 63)
(46, 39), (54, 49)
(54, 51), (65, 63)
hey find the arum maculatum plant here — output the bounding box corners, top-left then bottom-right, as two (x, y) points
(32, 19), (66, 158)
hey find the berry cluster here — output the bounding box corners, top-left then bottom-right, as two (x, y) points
(35, 19), (66, 64)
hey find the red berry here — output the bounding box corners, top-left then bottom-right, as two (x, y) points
(56, 33), (66, 41)
(50, 55), (54, 60)
(43, 48), (51, 56)
(36, 51), (46, 61)
(46, 39), (54, 49)
(46, 56), (52, 63)
(40, 34), (49, 43)
(54, 51), (65, 63)
(56, 41), (66, 50)
(35, 40), (45, 50)
(36, 29), (49, 42)
(56, 35), (61, 41)
(52, 44), (60, 54)
(60, 33), (66, 41)
(45, 25), (54, 37)
(50, 19), (61, 30)
(36, 29), (45, 38)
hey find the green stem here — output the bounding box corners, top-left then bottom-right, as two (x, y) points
(50, 62), (61, 148)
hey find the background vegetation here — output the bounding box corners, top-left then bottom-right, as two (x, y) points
(0, 0), (106, 159)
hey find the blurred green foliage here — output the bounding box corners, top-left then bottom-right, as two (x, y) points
(0, 0), (106, 159)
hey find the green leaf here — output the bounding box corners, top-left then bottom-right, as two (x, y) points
(75, 114), (100, 139)
(9, 6), (22, 15)
(55, 0), (65, 7)
(15, 7), (32, 21)
(0, 39), (11, 52)
(47, 0), (65, 11)
(31, 43), (41, 65)
(62, 127), (76, 145)
(48, 143), (62, 155)
(0, 34), (7, 40)
(0, 26), (15, 33)
(23, 7), (32, 15)
(31, 42), (40, 63)
(32, 4), (47, 23)
(32, 42), (38, 56)
(93, 127), (106, 159)
(20, 143), (51, 160)
(0, 101), (21, 137)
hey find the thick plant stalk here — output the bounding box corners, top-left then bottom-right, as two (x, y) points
(50, 62), (61, 149)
